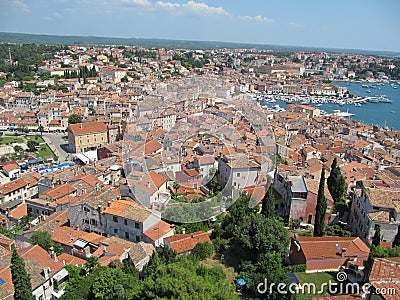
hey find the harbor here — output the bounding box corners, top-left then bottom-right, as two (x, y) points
(254, 81), (399, 130)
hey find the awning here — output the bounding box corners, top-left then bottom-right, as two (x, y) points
(73, 239), (88, 249)
(74, 153), (90, 164)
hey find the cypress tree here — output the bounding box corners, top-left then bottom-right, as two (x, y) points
(11, 248), (34, 300)
(314, 168), (327, 237)
(392, 225), (400, 247)
(261, 185), (275, 219)
(372, 225), (381, 247)
(327, 157), (347, 203)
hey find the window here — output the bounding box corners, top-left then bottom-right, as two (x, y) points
(125, 232), (129, 239)
(307, 214), (313, 224)
(237, 173), (240, 177)
(83, 207), (90, 212)
(124, 219), (128, 225)
(114, 229), (118, 234)
(113, 216), (118, 223)
(135, 222), (140, 229)
(136, 236), (140, 242)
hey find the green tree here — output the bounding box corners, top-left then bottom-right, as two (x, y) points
(240, 253), (293, 299)
(38, 125), (44, 136)
(372, 225), (381, 247)
(327, 157), (347, 203)
(68, 114), (83, 124)
(325, 224), (351, 237)
(314, 168), (327, 237)
(30, 231), (64, 255)
(261, 185), (275, 218)
(26, 140), (39, 152)
(191, 241), (214, 261)
(13, 145), (23, 153)
(392, 225), (400, 248)
(30, 231), (52, 250)
(85, 256), (100, 273)
(11, 248), (34, 300)
(206, 168), (219, 193)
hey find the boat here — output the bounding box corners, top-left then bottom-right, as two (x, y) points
(330, 109), (355, 117)
(390, 110), (396, 114)
(354, 103), (362, 107)
(366, 90), (371, 93)
(362, 84), (369, 88)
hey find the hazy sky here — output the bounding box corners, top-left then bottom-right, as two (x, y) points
(0, 0), (399, 51)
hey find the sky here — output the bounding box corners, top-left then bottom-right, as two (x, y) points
(0, 0), (399, 51)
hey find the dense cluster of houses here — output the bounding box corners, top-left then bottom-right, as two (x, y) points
(0, 45), (399, 299)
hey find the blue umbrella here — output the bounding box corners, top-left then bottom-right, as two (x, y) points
(237, 278), (246, 286)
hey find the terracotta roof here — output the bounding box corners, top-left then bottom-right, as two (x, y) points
(369, 257), (400, 300)
(0, 233), (14, 250)
(92, 236), (155, 267)
(144, 139), (162, 155)
(0, 178), (28, 195)
(18, 245), (65, 289)
(184, 168), (201, 177)
(8, 203), (27, 220)
(149, 171), (168, 188)
(103, 200), (152, 222)
(2, 163), (20, 173)
(41, 183), (76, 200)
(58, 253), (86, 266)
(144, 220), (174, 241)
(69, 121), (107, 135)
(293, 236), (370, 262)
(165, 231), (211, 254)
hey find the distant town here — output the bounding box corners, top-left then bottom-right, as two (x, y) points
(0, 42), (399, 300)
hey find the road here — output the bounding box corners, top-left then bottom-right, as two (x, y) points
(41, 133), (71, 162)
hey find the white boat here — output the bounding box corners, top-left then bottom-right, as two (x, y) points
(329, 109), (355, 117)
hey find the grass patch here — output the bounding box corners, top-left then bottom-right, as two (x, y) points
(0, 136), (24, 145)
(200, 255), (238, 283)
(294, 272), (337, 299)
(25, 135), (44, 143)
(36, 143), (57, 160)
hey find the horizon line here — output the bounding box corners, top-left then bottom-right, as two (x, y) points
(1, 31), (400, 55)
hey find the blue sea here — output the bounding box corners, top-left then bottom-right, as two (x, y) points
(261, 81), (400, 130)
(333, 81), (399, 130)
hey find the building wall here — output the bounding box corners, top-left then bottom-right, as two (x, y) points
(104, 213), (145, 242)
(218, 159), (259, 189)
(69, 204), (105, 236)
(68, 128), (108, 153)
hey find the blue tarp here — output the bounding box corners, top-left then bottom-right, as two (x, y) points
(237, 278), (246, 286)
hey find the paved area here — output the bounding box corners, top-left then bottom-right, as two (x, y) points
(41, 133), (71, 162)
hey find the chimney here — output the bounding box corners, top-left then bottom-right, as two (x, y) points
(80, 124), (82, 129)
(147, 181), (151, 188)
(97, 204), (102, 214)
(182, 228), (186, 235)
(107, 201), (111, 207)
(95, 183), (99, 192)
(76, 224), (80, 231)
(6, 207), (10, 216)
